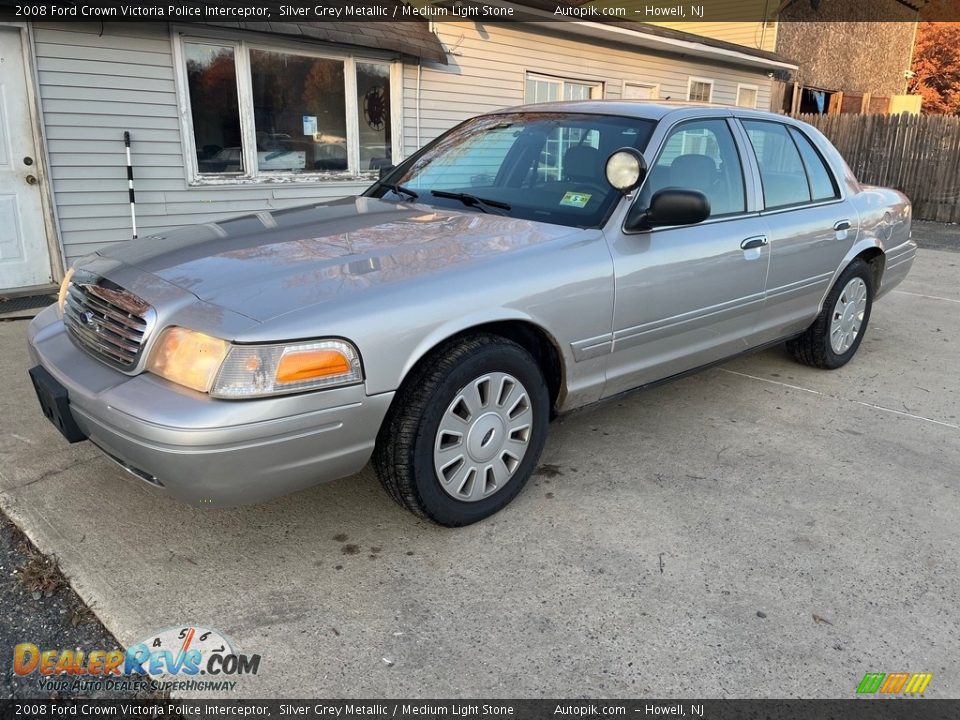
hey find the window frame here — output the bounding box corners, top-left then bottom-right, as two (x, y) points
(739, 118), (844, 213)
(524, 72), (604, 103)
(787, 125), (841, 202)
(622, 81), (660, 100)
(686, 76), (715, 104)
(172, 28), (403, 186)
(623, 116), (751, 235)
(736, 83), (759, 109)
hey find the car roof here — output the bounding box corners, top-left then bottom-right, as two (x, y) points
(490, 99), (802, 126)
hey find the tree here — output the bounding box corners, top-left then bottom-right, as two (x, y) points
(909, 22), (960, 115)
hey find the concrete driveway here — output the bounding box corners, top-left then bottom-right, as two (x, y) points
(1, 245), (958, 698)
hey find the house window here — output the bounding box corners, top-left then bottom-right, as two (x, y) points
(524, 74), (603, 103)
(184, 43), (244, 173)
(736, 84), (759, 109)
(687, 77), (714, 103)
(178, 36), (398, 182)
(623, 82), (659, 100)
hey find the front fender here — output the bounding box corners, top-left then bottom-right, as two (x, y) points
(398, 307), (566, 390)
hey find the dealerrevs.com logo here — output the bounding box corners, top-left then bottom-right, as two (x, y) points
(14, 625), (261, 694)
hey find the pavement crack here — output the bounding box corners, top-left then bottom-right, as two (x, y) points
(719, 369), (960, 431)
(892, 290), (960, 304)
(13, 456), (102, 491)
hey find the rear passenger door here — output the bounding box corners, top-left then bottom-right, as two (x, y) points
(738, 120), (858, 343)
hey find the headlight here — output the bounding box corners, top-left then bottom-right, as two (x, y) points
(210, 339), (362, 399)
(56, 267), (75, 318)
(146, 327), (231, 393)
(145, 329), (362, 398)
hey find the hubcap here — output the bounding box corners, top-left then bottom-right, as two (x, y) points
(434, 372), (533, 502)
(830, 277), (868, 354)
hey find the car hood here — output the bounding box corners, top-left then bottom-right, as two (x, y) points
(100, 197), (583, 322)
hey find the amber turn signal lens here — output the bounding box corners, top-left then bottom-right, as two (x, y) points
(275, 349), (351, 384)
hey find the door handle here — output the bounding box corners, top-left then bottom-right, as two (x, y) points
(24, 174), (37, 185)
(834, 220), (851, 231)
(740, 235), (768, 250)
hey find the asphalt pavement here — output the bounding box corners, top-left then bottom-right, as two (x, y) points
(0, 236), (957, 698)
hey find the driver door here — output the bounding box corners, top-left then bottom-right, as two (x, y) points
(603, 117), (770, 397)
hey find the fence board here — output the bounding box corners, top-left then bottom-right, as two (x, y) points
(795, 113), (960, 224)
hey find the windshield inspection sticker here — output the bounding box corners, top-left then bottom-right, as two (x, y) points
(560, 191), (591, 208)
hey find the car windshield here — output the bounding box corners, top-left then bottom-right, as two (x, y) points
(368, 112), (656, 228)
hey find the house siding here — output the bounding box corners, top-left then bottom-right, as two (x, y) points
(33, 21), (774, 265)
(648, 21), (778, 52)
(404, 22), (774, 150)
(33, 22), (373, 265)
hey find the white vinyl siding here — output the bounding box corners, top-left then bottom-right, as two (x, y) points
(648, 21), (778, 52)
(404, 22), (772, 151)
(32, 23), (384, 265)
(32, 21), (775, 265)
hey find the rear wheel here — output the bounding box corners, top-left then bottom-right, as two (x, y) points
(373, 334), (549, 526)
(787, 259), (874, 369)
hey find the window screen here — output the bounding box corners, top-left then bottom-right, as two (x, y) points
(688, 80), (713, 103)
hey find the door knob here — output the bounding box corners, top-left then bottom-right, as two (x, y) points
(25, 174), (37, 185)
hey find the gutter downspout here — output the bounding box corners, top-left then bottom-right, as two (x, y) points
(417, 62), (422, 150)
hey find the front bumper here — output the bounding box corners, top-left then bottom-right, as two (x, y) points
(27, 305), (394, 507)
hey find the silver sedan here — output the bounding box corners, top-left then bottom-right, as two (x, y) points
(27, 102), (915, 526)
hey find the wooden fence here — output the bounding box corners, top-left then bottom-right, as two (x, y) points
(795, 113), (960, 224)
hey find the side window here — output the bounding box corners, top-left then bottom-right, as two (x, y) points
(642, 119), (746, 217)
(742, 120), (811, 209)
(788, 127), (840, 201)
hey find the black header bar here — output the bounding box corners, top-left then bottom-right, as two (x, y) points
(1, 0), (959, 23)
(3, 699), (960, 720)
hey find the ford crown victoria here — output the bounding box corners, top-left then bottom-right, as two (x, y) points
(27, 102), (916, 526)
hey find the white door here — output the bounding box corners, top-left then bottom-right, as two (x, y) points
(623, 83), (659, 100)
(0, 27), (53, 292)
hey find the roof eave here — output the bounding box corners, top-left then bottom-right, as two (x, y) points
(495, 1), (798, 72)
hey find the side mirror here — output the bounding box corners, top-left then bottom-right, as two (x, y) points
(626, 188), (711, 230)
(605, 148), (647, 194)
(378, 164), (396, 180)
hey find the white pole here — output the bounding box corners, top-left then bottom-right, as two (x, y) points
(124, 131), (138, 239)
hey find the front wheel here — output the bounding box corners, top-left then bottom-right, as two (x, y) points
(373, 334), (550, 526)
(787, 258), (875, 369)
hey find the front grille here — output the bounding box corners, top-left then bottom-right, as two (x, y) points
(63, 280), (153, 369)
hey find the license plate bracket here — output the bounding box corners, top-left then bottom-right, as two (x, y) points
(28, 366), (86, 443)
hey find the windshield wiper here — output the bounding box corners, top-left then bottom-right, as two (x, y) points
(380, 181), (419, 200)
(430, 190), (511, 213)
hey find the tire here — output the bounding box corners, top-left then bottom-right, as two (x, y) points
(786, 258), (875, 369)
(373, 334), (550, 527)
